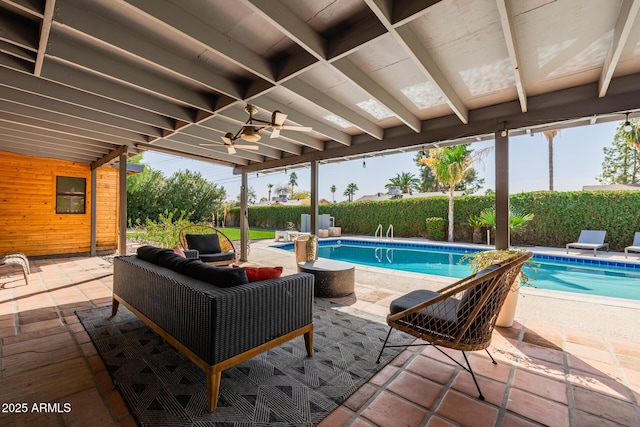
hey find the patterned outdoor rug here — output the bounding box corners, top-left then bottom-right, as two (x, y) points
(77, 300), (411, 426)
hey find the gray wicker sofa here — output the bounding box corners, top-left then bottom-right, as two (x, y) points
(112, 246), (314, 411)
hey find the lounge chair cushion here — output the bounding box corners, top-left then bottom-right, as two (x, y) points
(186, 234), (222, 254)
(199, 252), (236, 263)
(458, 264), (501, 318)
(390, 290), (461, 337)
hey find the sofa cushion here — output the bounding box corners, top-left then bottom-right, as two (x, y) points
(244, 266), (284, 282)
(186, 234), (222, 254)
(157, 250), (194, 274)
(183, 261), (248, 287)
(136, 245), (167, 264)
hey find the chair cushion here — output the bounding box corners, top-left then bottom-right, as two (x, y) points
(457, 264), (501, 318)
(390, 290), (440, 314)
(185, 234), (222, 254)
(243, 266), (283, 282)
(390, 289), (460, 334)
(182, 262), (248, 287)
(199, 252), (236, 263)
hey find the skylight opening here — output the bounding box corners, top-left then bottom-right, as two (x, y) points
(323, 114), (353, 128)
(356, 99), (394, 120)
(401, 82), (443, 109)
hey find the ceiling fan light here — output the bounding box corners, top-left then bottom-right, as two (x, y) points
(241, 127), (261, 142)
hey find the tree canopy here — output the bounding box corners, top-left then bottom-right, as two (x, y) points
(343, 183), (358, 202)
(598, 120), (640, 184)
(385, 172), (420, 193)
(127, 154), (226, 224)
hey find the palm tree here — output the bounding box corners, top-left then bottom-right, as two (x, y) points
(288, 171), (298, 198)
(267, 183), (273, 203)
(330, 185), (337, 202)
(274, 183), (288, 198)
(385, 172), (420, 194)
(343, 183), (358, 202)
(419, 144), (490, 242)
(543, 130), (559, 191)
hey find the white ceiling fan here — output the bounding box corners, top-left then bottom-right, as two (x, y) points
(199, 105), (312, 154)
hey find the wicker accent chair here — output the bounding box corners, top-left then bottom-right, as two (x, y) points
(178, 225), (238, 266)
(0, 252), (30, 285)
(376, 250), (533, 400)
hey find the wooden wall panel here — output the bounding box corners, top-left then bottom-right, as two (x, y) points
(0, 151), (119, 256)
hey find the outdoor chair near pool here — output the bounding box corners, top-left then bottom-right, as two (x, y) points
(178, 225), (237, 266)
(625, 232), (640, 258)
(376, 250), (533, 401)
(566, 230), (609, 256)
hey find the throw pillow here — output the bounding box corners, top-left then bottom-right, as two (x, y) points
(173, 246), (186, 257)
(243, 266), (284, 282)
(185, 234), (222, 254)
(183, 262), (248, 287)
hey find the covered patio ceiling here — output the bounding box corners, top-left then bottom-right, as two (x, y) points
(1, 0), (640, 173)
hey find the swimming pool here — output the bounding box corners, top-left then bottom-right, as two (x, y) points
(275, 239), (640, 301)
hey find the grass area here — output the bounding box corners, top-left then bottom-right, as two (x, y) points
(218, 228), (274, 240)
(126, 227), (275, 244)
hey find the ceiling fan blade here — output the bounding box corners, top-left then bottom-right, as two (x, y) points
(271, 129), (281, 138)
(226, 145), (236, 154)
(235, 144), (260, 150)
(281, 125), (312, 132)
(221, 135), (233, 144)
(199, 143), (219, 146)
(272, 110), (287, 126)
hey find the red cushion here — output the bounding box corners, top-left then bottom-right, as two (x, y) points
(173, 246), (186, 257)
(243, 266), (283, 282)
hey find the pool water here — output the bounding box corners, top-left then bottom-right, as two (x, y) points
(279, 240), (640, 301)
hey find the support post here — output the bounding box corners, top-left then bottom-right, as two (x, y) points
(310, 160), (319, 235)
(90, 169), (97, 256)
(240, 172), (249, 262)
(118, 148), (128, 255)
(495, 130), (509, 250)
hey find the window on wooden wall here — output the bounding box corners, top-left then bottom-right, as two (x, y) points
(56, 176), (86, 214)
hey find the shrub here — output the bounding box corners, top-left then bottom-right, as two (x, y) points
(425, 217), (446, 240)
(132, 209), (194, 248)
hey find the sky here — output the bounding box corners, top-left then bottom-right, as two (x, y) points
(142, 120), (621, 202)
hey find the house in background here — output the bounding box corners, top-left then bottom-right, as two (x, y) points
(0, 151), (140, 257)
(582, 184), (640, 191)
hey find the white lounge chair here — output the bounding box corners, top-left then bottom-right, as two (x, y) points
(625, 232), (640, 258)
(566, 230), (609, 256)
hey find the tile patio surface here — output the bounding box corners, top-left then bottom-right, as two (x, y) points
(1, 240), (639, 426)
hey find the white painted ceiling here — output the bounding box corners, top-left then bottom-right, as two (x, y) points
(1, 0), (640, 173)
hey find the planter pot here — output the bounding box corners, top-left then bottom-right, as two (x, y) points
(495, 276), (520, 328)
(472, 228), (483, 244)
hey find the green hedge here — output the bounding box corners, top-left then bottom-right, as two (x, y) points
(227, 191), (640, 251)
